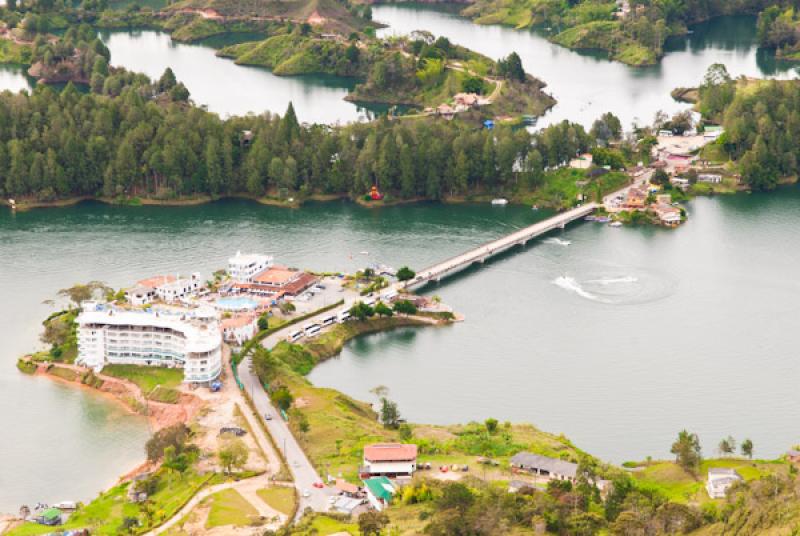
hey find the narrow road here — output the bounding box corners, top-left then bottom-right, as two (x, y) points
(146, 474), (285, 535)
(238, 306), (352, 518)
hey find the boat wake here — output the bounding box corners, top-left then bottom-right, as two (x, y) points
(544, 238), (571, 247)
(553, 276), (603, 302)
(586, 276), (638, 285)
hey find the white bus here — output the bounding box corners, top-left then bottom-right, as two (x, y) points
(321, 314), (337, 327)
(381, 290), (398, 302)
(338, 310), (351, 323)
(304, 323), (321, 338)
(287, 329), (304, 343)
(363, 296), (377, 307)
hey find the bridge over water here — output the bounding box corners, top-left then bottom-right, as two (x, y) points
(404, 202), (601, 288)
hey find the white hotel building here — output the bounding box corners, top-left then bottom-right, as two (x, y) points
(228, 252), (273, 283)
(76, 304), (223, 384)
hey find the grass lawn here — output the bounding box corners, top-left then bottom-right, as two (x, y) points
(632, 458), (786, 504)
(103, 364), (184, 403)
(205, 488), (259, 529)
(296, 515), (358, 535)
(7, 469), (219, 535)
(256, 486), (296, 516)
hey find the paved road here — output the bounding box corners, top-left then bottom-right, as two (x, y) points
(237, 306), (352, 517)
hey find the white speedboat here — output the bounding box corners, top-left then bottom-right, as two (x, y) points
(491, 198), (508, 206)
(609, 221), (623, 228)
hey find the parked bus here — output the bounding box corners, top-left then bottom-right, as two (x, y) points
(381, 290), (398, 302)
(338, 310), (351, 323)
(321, 314), (337, 327)
(287, 329), (304, 343)
(304, 323), (321, 338)
(363, 296), (377, 307)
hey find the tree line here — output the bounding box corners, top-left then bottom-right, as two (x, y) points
(0, 67), (599, 202)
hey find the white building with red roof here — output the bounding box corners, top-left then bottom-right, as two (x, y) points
(361, 443), (418, 478)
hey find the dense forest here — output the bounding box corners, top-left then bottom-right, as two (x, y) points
(756, 2), (800, 59)
(0, 66), (595, 203)
(698, 63), (800, 190)
(462, 0), (788, 65)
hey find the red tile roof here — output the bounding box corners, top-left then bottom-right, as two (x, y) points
(335, 479), (360, 494)
(364, 443), (418, 462)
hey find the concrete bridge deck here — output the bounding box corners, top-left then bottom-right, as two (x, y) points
(405, 202), (599, 288)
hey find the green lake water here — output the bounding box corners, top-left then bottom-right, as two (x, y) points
(2, 191), (800, 512)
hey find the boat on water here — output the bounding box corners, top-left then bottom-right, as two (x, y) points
(491, 198), (509, 206)
(532, 205), (539, 211)
(609, 221), (623, 228)
(585, 215), (597, 222)
(595, 216), (612, 223)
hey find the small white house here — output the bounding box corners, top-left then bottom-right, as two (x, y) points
(706, 468), (742, 499)
(156, 273), (202, 303)
(698, 174), (722, 184)
(221, 314), (258, 345)
(125, 286), (156, 306)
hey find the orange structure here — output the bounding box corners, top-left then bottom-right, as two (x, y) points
(369, 185), (384, 200)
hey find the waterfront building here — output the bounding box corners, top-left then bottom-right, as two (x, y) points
(228, 251), (273, 283)
(125, 285), (156, 306)
(706, 468), (742, 499)
(361, 443), (418, 478)
(76, 303), (223, 384)
(233, 266), (318, 299)
(510, 452), (578, 482)
(653, 204), (682, 227)
(155, 273), (202, 303)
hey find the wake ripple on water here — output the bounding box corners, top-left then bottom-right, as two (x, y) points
(586, 276), (639, 285)
(544, 238), (572, 247)
(553, 271), (673, 305)
(553, 275), (605, 302)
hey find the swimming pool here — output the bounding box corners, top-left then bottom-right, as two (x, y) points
(216, 296), (259, 311)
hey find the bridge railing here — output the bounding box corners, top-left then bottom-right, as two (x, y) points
(409, 203), (596, 285)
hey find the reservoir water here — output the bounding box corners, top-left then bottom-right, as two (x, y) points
(1, 190), (799, 512)
(374, 6), (798, 128)
(1, 12), (792, 126)
(1, 7), (799, 512)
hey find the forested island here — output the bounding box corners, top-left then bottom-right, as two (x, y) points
(444, 0), (782, 66)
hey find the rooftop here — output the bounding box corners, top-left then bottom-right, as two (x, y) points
(363, 476), (395, 502)
(137, 275), (176, 288)
(364, 443), (418, 462)
(253, 266), (300, 285)
(229, 251), (272, 266)
(510, 452), (578, 479)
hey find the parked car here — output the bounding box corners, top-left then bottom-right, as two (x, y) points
(302, 489), (311, 498)
(313, 482), (324, 489)
(264, 413), (272, 421)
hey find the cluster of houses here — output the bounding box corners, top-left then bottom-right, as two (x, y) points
(330, 444), (622, 516)
(652, 126), (725, 178)
(427, 92), (491, 120)
(608, 186), (683, 227)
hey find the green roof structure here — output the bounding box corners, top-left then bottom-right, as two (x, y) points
(363, 476), (395, 503)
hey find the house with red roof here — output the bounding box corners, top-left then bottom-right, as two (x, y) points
(360, 443), (418, 478)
